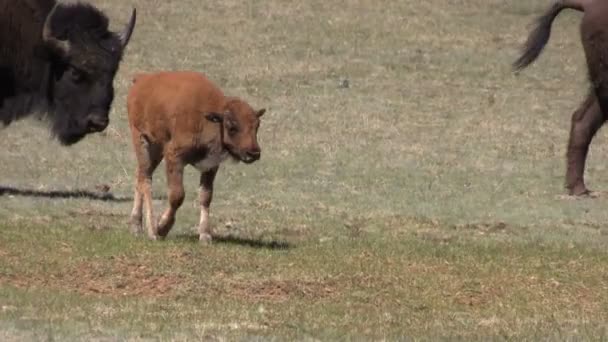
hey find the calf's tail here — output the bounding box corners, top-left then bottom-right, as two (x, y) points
(513, 0), (586, 71)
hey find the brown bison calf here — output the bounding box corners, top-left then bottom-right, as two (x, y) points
(127, 71), (265, 242)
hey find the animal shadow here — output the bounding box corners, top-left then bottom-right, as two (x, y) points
(174, 233), (293, 250)
(0, 185), (131, 202)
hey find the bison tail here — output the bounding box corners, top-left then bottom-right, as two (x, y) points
(513, 0), (585, 71)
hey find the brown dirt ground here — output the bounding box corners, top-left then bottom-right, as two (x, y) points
(0, 254), (340, 302)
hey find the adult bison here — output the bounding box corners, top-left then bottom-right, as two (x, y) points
(0, 0), (136, 145)
(514, 0), (608, 196)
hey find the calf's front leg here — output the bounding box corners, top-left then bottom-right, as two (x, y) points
(130, 169), (144, 234)
(157, 158), (185, 238)
(130, 133), (162, 239)
(198, 166), (219, 244)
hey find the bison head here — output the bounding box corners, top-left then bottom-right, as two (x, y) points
(42, 4), (136, 145)
(207, 98), (265, 164)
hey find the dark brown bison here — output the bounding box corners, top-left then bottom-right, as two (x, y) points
(127, 71), (265, 242)
(514, 0), (608, 196)
(0, 0), (136, 145)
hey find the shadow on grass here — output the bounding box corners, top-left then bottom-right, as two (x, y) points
(173, 233), (293, 250)
(0, 185), (131, 202)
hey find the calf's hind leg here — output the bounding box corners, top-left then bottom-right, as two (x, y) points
(565, 93), (605, 196)
(130, 176), (144, 234)
(130, 133), (162, 239)
(156, 156), (185, 238)
(198, 166), (218, 244)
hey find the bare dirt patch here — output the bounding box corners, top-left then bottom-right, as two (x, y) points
(1, 251), (339, 303)
(1, 256), (182, 298)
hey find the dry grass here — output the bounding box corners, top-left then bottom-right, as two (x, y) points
(2, 0), (608, 339)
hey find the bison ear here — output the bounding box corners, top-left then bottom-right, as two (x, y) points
(205, 112), (223, 123)
(256, 108), (266, 118)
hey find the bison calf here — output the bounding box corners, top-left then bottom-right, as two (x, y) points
(127, 71), (265, 242)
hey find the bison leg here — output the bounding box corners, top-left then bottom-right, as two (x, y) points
(130, 133), (162, 239)
(130, 173), (144, 234)
(198, 166), (219, 244)
(156, 157), (185, 238)
(565, 93), (605, 196)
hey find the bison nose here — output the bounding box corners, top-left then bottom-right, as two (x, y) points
(246, 150), (261, 162)
(86, 116), (109, 133)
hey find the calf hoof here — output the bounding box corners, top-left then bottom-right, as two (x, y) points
(130, 224), (143, 236)
(129, 217), (143, 235)
(156, 217), (174, 238)
(156, 226), (171, 239)
(199, 233), (213, 245)
(147, 233), (160, 241)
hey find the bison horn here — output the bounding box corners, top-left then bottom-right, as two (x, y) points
(42, 5), (70, 56)
(118, 8), (137, 48)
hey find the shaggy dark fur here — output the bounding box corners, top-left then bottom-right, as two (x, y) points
(0, 0), (136, 145)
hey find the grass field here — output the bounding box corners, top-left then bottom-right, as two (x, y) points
(2, 0), (608, 339)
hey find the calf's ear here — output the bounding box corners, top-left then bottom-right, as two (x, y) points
(256, 108), (266, 118)
(205, 112), (223, 123)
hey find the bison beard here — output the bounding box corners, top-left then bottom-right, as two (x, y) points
(0, 0), (136, 145)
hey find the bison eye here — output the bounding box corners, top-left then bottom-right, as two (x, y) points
(69, 66), (86, 83)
